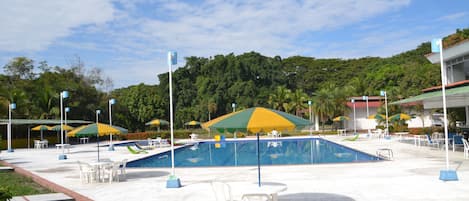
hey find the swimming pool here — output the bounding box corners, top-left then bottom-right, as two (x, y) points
(126, 138), (381, 168)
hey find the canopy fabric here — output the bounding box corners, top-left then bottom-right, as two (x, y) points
(50, 125), (75, 131)
(67, 123), (128, 137)
(391, 85), (469, 105)
(389, 113), (411, 121)
(31, 125), (52, 131)
(203, 107), (311, 133)
(184, 121), (201, 126)
(0, 119), (91, 125)
(368, 114), (386, 120)
(145, 119), (169, 126)
(332, 116), (349, 122)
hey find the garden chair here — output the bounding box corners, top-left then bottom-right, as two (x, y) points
(126, 146), (148, 154)
(343, 134), (359, 141)
(463, 139), (469, 159)
(77, 161), (97, 184)
(452, 135), (464, 152)
(211, 181), (233, 201)
(425, 134), (440, 149)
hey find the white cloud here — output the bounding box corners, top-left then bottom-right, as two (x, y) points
(438, 12), (467, 21)
(0, 0), (115, 52)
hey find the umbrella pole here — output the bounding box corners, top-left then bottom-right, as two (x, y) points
(257, 133), (261, 187)
(97, 134), (100, 162)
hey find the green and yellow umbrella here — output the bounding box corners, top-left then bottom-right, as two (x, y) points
(203, 107), (311, 133)
(333, 116), (350, 122)
(145, 119), (169, 126)
(389, 113), (411, 121)
(50, 125), (75, 131)
(368, 114), (386, 120)
(31, 125), (52, 140)
(184, 121), (201, 127)
(67, 123), (128, 137)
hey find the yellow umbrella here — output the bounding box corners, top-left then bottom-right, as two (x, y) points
(31, 125), (52, 140)
(333, 116), (349, 122)
(368, 114), (386, 120)
(67, 123), (128, 137)
(50, 125), (75, 131)
(389, 113), (411, 121)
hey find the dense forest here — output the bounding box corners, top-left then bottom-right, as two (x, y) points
(1, 28), (468, 132)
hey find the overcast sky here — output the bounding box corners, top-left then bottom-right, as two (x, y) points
(0, 0), (468, 89)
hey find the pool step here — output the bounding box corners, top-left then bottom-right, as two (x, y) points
(11, 193), (74, 201)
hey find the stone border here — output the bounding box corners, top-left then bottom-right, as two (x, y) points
(0, 160), (92, 201)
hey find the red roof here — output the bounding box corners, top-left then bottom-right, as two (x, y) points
(422, 80), (469, 92)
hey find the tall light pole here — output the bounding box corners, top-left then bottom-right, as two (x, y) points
(108, 98), (116, 151)
(96, 109), (101, 161)
(65, 107), (70, 144)
(166, 51), (181, 188)
(308, 100), (312, 136)
(352, 99), (356, 134)
(380, 90), (389, 136)
(58, 91), (68, 160)
(7, 102), (16, 152)
(432, 38), (458, 181)
(363, 96), (370, 135)
(232, 103), (236, 113)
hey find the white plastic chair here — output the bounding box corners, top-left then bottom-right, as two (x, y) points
(102, 162), (120, 183)
(119, 159), (128, 179)
(462, 139), (469, 159)
(211, 182), (233, 201)
(77, 161), (97, 184)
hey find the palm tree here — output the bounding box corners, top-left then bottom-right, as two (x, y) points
(312, 88), (334, 130)
(268, 86), (291, 111)
(289, 89), (308, 116)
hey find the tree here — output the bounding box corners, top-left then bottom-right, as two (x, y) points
(3, 57), (35, 80)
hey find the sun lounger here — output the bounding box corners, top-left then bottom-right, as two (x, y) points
(127, 146), (148, 154)
(343, 134), (359, 141)
(135, 143), (153, 150)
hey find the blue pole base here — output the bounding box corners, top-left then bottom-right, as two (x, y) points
(166, 178), (181, 188)
(108, 145), (115, 151)
(58, 154), (67, 160)
(439, 170), (458, 181)
(7, 149), (14, 153)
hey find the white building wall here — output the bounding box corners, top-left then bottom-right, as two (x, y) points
(406, 109), (435, 128)
(345, 107), (379, 131)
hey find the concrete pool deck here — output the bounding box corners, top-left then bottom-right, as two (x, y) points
(1, 135), (468, 201)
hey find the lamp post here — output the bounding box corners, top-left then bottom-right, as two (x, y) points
(432, 38), (458, 181)
(166, 51), (181, 188)
(363, 96), (370, 136)
(65, 107), (70, 144)
(352, 99), (356, 134)
(96, 109), (101, 161)
(7, 102), (16, 152)
(108, 98), (116, 151)
(308, 100), (312, 136)
(380, 90), (389, 137)
(232, 103), (236, 113)
(58, 91), (68, 160)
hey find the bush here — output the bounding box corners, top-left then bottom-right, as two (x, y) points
(0, 186), (13, 201)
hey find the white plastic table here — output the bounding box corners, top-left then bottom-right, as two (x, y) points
(79, 137), (89, 144)
(231, 182), (287, 201)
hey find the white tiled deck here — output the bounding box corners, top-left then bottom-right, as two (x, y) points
(1, 135), (469, 201)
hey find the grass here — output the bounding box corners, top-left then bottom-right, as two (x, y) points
(0, 164), (54, 196)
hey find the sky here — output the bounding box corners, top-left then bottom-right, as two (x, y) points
(0, 0), (468, 89)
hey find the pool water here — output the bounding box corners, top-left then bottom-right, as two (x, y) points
(127, 138), (381, 168)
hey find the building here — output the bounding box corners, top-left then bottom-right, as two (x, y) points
(393, 39), (469, 129)
(344, 96), (383, 131)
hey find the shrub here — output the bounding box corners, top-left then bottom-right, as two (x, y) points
(0, 186), (13, 201)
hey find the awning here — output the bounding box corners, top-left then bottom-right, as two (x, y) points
(0, 119), (92, 125)
(392, 85), (469, 108)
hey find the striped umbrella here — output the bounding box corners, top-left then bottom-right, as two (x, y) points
(203, 107), (310, 133)
(368, 114), (386, 120)
(31, 125), (52, 140)
(389, 113), (412, 121)
(333, 116), (350, 122)
(50, 125), (75, 131)
(67, 123), (128, 137)
(145, 119), (169, 126)
(202, 107), (311, 187)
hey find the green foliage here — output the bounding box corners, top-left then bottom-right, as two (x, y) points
(0, 171), (53, 197)
(0, 186), (12, 201)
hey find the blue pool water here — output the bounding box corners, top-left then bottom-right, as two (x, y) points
(126, 138), (381, 168)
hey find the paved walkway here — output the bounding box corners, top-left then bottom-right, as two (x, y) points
(1, 135), (468, 201)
